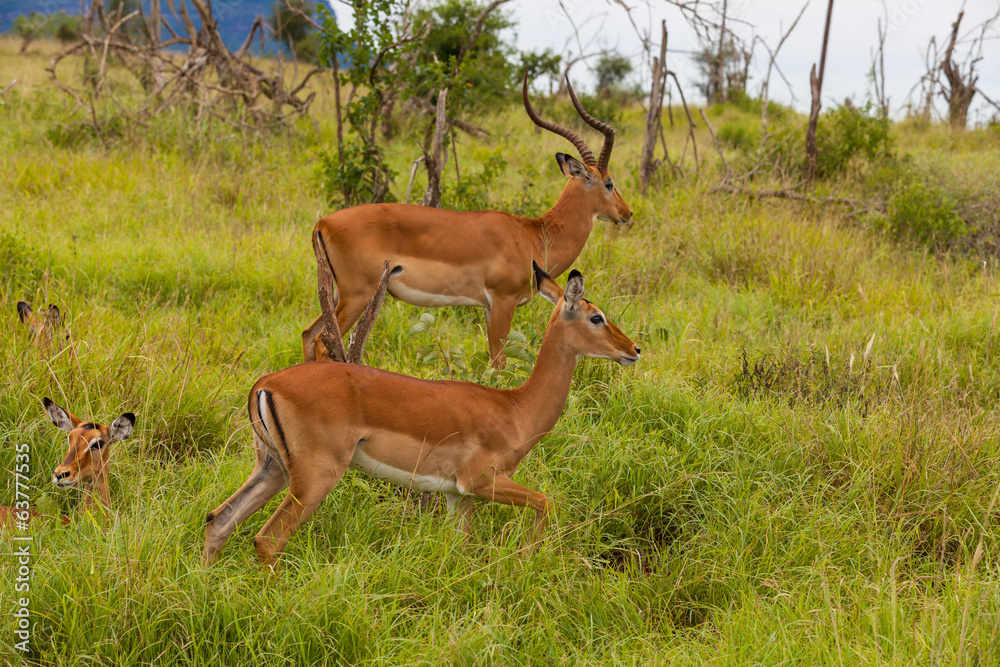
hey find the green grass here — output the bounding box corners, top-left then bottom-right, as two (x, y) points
(3, 38), (1000, 665)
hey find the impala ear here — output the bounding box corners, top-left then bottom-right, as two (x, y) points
(563, 270), (584, 311)
(533, 261), (563, 305)
(109, 413), (135, 442)
(45, 304), (61, 325)
(556, 153), (589, 179)
(17, 301), (32, 324)
(43, 397), (81, 433)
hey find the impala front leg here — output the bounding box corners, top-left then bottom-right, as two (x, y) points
(471, 469), (551, 546)
(446, 493), (475, 536)
(486, 296), (517, 370)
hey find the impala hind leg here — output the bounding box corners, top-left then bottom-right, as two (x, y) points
(203, 448), (288, 565)
(471, 470), (551, 546)
(301, 315), (325, 362)
(335, 290), (371, 337)
(306, 291), (373, 361)
(253, 466), (347, 568)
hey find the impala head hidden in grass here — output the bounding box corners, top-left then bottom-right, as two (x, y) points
(45, 397), (136, 509)
(17, 301), (70, 353)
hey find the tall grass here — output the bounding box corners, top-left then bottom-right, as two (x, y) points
(3, 38), (1000, 665)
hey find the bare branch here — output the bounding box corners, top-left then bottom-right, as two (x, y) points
(699, 108), (730, 181)
(316, 232), (348, 364)
(666, 70), (699, 174)
(347, 261), (391, 365)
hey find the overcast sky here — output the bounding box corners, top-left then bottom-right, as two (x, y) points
(330, 0), (1000, 124)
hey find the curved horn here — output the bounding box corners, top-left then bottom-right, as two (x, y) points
(565, 74), (616, 173)
(522, 71), (596, 167)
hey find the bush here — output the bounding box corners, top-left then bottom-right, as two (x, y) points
(814, 100), (892, 178)
(717, 118), (759, 152)
(725, 89), (789, 121)
(50, 12), (80, 43)
(315, 142), (396, 207)
(441, 149), (546, 216)
(884, 177), (968, 249)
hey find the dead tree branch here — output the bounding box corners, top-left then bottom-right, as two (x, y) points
(347, 261), (391, 364)
(700, 108), (730, 181)
(805, 0), (835, 182)
(47, 0), (323, 139)
(317, 239), (349, 365)
(667, 70), (698, 174)
(713, 183), (883, 218)
(640, 20), (671, 193)
(422, 88), (450, 208)
(870, 4), (888, 118)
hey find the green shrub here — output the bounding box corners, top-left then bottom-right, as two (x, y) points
(725, 89), (789, 121)
(717, 118), (759, 152)
(50, 11), (80, 43)
(884, 177), (968, 249)
(441, 149), (546, 216)
(442, 150), (507, 210)
(315, 141), (397, 207)
(814, 100), (892, 178)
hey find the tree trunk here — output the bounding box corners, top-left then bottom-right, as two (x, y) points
(941, 11), (976, 130)
(422, 88), (449, 208)
(641, 21), (668, 194)
(805, 0), (835, 182)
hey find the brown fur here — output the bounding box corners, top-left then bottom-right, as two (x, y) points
(205, 266), (641, 568)
(17, 302), (69, 354)
(45, 398), (135, 510)
(302, 87), (631, 369)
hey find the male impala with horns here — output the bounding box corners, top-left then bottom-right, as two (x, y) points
(301, 72), (631, 368)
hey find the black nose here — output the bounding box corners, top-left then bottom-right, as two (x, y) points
(55, 470), (70, 480)
(634, 347), (641, 355)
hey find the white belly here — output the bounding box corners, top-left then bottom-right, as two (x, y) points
(349, 447), (462, 493)
(388, 278), (484, 308)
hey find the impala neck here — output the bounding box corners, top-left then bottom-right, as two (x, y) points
(86, 458), (111, 508)
(510, 320), (579, 453)
(535, 187), (598, 277)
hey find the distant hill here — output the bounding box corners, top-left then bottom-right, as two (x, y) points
(0, 1), (331, 53)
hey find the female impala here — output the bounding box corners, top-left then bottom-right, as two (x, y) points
(17, 301), (70, 353)
(44, 398), (135, 509)
(204, 264), (640, 567)
(301, 74), (632, 368)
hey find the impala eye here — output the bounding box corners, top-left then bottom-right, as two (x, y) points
(590, 314), (604, 325)
(605, 180), (614, 191)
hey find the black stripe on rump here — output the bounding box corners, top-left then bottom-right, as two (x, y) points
(263, 390), (291, 467)
(316, 231), (337, 283)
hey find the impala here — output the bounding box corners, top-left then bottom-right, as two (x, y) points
(44, 398), (135, 509)
(301, 73), (631, 368)
(17, 301), (69, 353)
(203, 264), (640, 567)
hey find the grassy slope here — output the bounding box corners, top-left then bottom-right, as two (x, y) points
(2, 37), (1000, 665)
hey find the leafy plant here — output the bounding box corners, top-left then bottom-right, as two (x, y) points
(814, 100), (893, 178)
(410, 0), (518, 112)
(594, 52), (633, 98)
(8, 10), (80, 52)
(317, 0), (421, 205)
(407, 311), (534, 380)
(884, 177), (968, 249)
